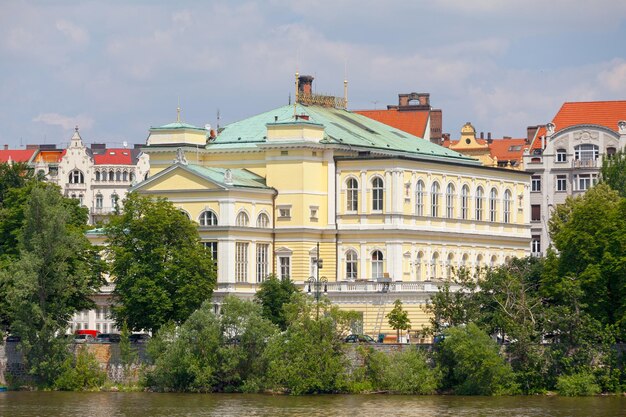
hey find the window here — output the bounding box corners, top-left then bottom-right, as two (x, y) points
(431, 252), (439, 279)
(279, 256), (291, 279)
(111, 194), (118, 209)
(531, 235), (541, 255)
(78, 194), (84, 206)
(531, 176), (541, 192)
(115, 171), (121, 181)
(415, 180), (424, 216)
(256, 243), (269, 282)
(109, 170), (114, 181)
(461, 185), (469, 220)
(278, 206), (291, 219)
(257, 213), (270, 228)
(607, 147), (617, 157)
(371, 250), (384, 279)
(489, 188), (497, 222)
(503, 190), (512, 223)
(203, 241), (218, 266)
(95, 171), (101, 181)
(446, 183), (455, 218)
(531, 204), (541, 221)
(556, 148), (567, 163)
(475, 186), (484, 221)
(575, 173), (597, 191)
(199, 210), (218, 226)
(123, 171), (128, 181)
(346, 178), (359, 212)
(446, 253), (454, 280)
(575, 144), (599, 162)
(372, 177), (384, 211)
(236, 211), (249, 226)
(69, 170), (84, 184)
(346, 250), (358, 280)
(556, 175), (567, 192)
(235, 242), (248, 282)
(431, 182), (440, 217)
(179, 210), (190, 220)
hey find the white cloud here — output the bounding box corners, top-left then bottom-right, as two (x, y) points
(55, 20), (89, 46)
(33, 113), (94, 131)
(598, 60), (626, 93)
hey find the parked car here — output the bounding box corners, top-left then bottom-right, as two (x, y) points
(74, 334), (95, 344)
(129, 333), (151, 344)
(75, 329), (100, 338)
(344, 334), (376, 344)
(95, 333), (121, 343)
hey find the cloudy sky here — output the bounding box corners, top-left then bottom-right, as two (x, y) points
(1, 0), (626, 148)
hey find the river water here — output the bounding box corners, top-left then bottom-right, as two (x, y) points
(1, 392), (625, 416)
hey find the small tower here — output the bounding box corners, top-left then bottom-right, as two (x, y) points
(69, 126), (84, 149)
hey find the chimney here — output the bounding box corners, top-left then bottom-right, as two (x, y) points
(3, 144), (7, 150)
(480, 132), (484, 139)
(487, 132), (491, 140)
(298, 75), (314, 96)
(526, 125), (540, 144)
(398, 94), (410, 106)
(417, 93), (430, 106)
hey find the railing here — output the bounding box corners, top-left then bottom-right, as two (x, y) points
(92, 206), (115, 214)
(214, 280), (460, 294)
(572, 159), (598, 168)
(65, 182), (87, 190)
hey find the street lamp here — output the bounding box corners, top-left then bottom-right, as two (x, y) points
(307, 242), (327, 320)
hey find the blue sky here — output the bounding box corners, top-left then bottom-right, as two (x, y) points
(1, 0), (625, 148)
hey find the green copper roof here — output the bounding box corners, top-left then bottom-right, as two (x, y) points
(183, 164), (269, 189)
(151, 121), (206, 131)
(209, 103), (479, 165)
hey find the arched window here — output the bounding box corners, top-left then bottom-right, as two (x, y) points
(371, 250), (383, 279)
(372, 177), (384, 211)
(95, 171), (101, 181)
(446, 253), (455, 280)
(111, 194), (119, 209)
(346, 178), (359, 212)
(446, 183), (455, 218)
(415, 180), (425, 216)
(431, 181), (440, 217)
(346, 250), (358, 280)
(489, 188), (498, 222)
(503, 190), (512, 223)
(475, 186), (484, 221)
(236, 211), (249, 227)
(490, 255), (498, 268)
(115, 171), (121, 181)
(431, 252), (439, 279)
(476, 254), (484, 270)
(461, 253), (469, 271)
(257, 212), (270, 228)
(69, 170), (84, 184)
(123, 171), (129, 182)
(575, 144), (599, 161)
(461, 185), (469, 220)
(108, 170), (114, 181)
(199, 210), (218, 226)
(416, 251), (424, 281)
(179, 210), (190, 220)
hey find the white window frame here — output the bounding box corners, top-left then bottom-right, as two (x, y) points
(431, 182), (440, 217)
(256, 243), (269, 282)
(372, 177), (384, 211)
(279, 256), (291, 280)
(556, 175), (567, 192)
(446, 183), (454, 218)
(415, 180), (424, 216)
(371, 250), (384, 279)
(475, 187), (484, 221)
(489, 188), (497, 222)
(235, 242), (249, 282)
(199, 210), (218, 226)
(346, 250), (358, 280)
(346, 178), (359, 212)
(461, 185), (469, 220)
(503, 190), (512, 223)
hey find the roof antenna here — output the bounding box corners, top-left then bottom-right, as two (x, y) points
(344, 58), (349, 109)
(216, 108), (221, 130)
(177, 97), (181, 122)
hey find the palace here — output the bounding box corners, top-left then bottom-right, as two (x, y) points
(132, 75), (531, 337)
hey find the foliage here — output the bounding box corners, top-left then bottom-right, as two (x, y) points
(263, 294), (358, 394)
(600, 147), (626, 197)
(254, 274), (300, 330)
(556, 371), (601, 396)
(0, 185), (104, 385)
(119, 320), (136, 368)
(54, 346), (106, 391)
(436, 324), (519, 395)
(106, 193), (216, 333)
(387, 299), (411, 341)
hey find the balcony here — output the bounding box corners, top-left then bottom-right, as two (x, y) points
(572, 159), (598, 168)
(92, 206), (116, 215)
(65, 182), (87, 191)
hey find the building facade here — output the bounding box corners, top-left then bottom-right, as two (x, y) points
(522, 101), (626, 256)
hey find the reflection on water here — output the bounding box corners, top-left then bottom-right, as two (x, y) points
(2, 392), (626, 417)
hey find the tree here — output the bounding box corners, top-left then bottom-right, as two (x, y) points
(600, 147), (626, 197)
(106, 193), (216, 333)
(386, 299), (411, 342)
(0, 185), (104, 385)
(254, 274), (299, 330)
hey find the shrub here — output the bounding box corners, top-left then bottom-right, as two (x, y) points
(54, 347), (106, 391)
(556, 372), (600, 396)
(375, 348), (438, 394)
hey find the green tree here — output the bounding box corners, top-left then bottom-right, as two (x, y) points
(600, 147), (626, 197)
(106, 193), (216, 333)
(0, 185), (104, 385)
(386, 299), (411, 342)
(254, 274), (299, 330)
(54, 346), (106, 391)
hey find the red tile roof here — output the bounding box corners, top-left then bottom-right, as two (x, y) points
(0, 149), (36, 163)
(93, 148), (134, 165)
(488, 138), (528, 162)
(354, 109), (429, 138)
(531, 100), (626, 150)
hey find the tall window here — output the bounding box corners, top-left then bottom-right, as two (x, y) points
(199, 210), (218, 226)
(346, 250), (358, 280)
(115, 171), (121, 181)
(431, 182), (440, 217)
(95, 171), (101, 181)
(556, 148), (567, 163)
(256, 243), (269, 282)
(371, 250), (383, 279)
(372, 177), (383, 211)
(108, 170), (114, 181)
(461, 185), (469, 220)
(69, 170), (84, 184)
(503, 190), (512, 223)
(575, 173), (597, 191)
(489, 188), (497, 222)
(257, 213), (270, 228)
(235, 242), (248, 282)
(531, 236), (541, 255)
(95, 194), (103, 209)
(415, 180), (424, 216)
(279, 256), (291, 279)
(531, 204), (541, 222)
(531, 176), (541, 192)
(111, 194), (118, 210)
(203, 241), (218, 267)
(431, 252), (439, 279)
(236, 211), (249, 226)
(446, 183), (455, 218)
(575, 144), (599, 162)
(346, 178), (359, 212)
(475, 186), (484, 221)
(556, 175), (567, 192)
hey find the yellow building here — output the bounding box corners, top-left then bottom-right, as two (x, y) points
(136, 76), (531, 338)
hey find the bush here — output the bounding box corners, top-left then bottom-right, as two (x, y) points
(363, 348), (438, 394)
(54, 347), (106, 391)
(437, 323), (518, 395)
(556, 372), (600, 396)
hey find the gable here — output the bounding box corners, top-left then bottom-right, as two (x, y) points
(137, 166), (224, 193)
